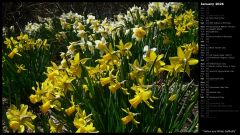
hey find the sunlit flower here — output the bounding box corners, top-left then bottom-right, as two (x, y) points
(8, 48), (21, 59)
(6, 104), (36, 133)
(129, 84), (157, 109)
(40, 100), (51, 114)
(29, 94), (40, 104)
(132, 27), (146, 41)
(108, 82), (121, 93)
(73, 110), (98, 133)
(100, 76), (112, 86)
(121, 108), (140, 126)
(169, 47), (198, 76)
(181, 42), (198, 55)
(95, 37), (107, 51)
(116, 40), (132, 57)
(65, 95), (77, 116)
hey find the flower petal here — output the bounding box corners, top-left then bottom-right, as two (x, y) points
(188, 59), (198, 65)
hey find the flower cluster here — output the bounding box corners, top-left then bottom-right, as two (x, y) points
(6, 104), (36, 133)
(4, 2), (199, 133)
(4, 33), (49, 59)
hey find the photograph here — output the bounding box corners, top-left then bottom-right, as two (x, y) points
(2, 2), (200, 133)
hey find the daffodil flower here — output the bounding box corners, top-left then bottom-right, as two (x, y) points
(4, 37), (18, 49)
(100, 76), (113, 86)
(65, 106), (76, 116)
(108, 82), (121, 93)
(181, 42), (198, 55)
(6, 104), (36, 133)
(132, 27), (146, 41)
(100, 70), (115, 86)
(116, 40), (132, 57)
(95, 37), (107, 51)
(121, 108), (140, 126)
(160, 64), (183, 77)
(16, 64), (27, 73)
(65, 95), (77, 116)
(29, 94), (40, 104)
(29, 82), (42, 104)
(129, 84), (157, 109)
(67, 53), (82, 77)
(55, 73), (75, 91)
(8, 48), (22, 59)
(129, 59), (145, 82)
(175, 25), (188, 36)
(40, 100), (51, 114)
(143, 50), (165, 74)
(73, 110), (98, 133)
(17, 32), (29, 41)
(169, 47), (198, 76)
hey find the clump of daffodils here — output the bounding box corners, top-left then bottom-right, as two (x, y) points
(73, 109), (99, 133)
(4, 2), (199, 133)
(4, 33), (49, 59)
(25, 22), (42, 35)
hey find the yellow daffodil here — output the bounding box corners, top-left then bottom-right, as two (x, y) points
(65, 106), (76, 116)
(73, 110), (98, 133)
(102, 53), (112, 61)
(108, 82), (121, 93)
(143, 50), (164, 65)
(100, 70), (115, 86)
(169, 94), (177, 101)
(6, 104), (36, 133)
(67, 53), (82, 77)
(160, 63), (183, 77)
(143, 50), (165, 74)
(8, 48), (22, 59)
(47, 70), (59, 82)
(55, 73), (75, 91)
(176, 25), (188, 37)
(129, 90), (153, 109)
(159, 13), (172, 29)
(129, 84), (157, 109)
(181, 42), (198, 55)
(29, 94), (40, 104)
(132, 27), (146, 41)
(129, 59), (145, 82)
(16, 64), (27, 73)
(17, 32), (29, 41)
(169, 47), (198, 76)
(65, 95), (77, 116)
(100, 76), (112, 86)
(116, 40), (132, 57)
(40, 100), (51, 114)
(121, 108), (140, 126)
(95, 37), (107, 51)
(4, 37), (18, 49)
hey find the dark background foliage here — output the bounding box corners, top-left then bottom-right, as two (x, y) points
(2, 2), (148, 29)
(2, 2), (197, 29)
